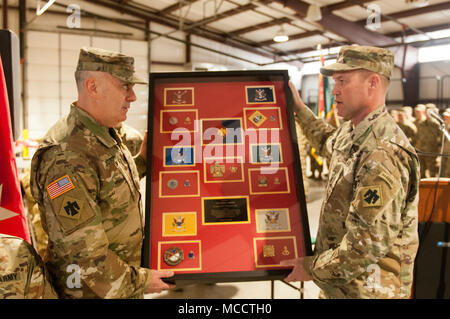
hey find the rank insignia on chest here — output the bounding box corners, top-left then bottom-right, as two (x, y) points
(360, 185), (383, 207)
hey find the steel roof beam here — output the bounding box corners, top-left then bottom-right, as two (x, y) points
(259, 29), (323, 47)
(272, 0), (397, 46)
(229, 17), (291, 36)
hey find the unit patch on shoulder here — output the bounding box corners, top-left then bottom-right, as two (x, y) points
(46, 175), (75, 199)
(58, 196), (84, 221)
(360, 185), (383, 207)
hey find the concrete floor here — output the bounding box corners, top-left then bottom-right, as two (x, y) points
(146, 178), (326, 299)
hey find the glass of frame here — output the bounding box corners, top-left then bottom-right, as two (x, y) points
(142, 70), (312, 285)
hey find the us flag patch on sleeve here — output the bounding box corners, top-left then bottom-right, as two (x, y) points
(46, 175), (75, 199)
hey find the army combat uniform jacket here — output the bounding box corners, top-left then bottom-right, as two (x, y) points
(30, 104), (150, 298)
(296, 106), (419, 299)
(0, 234), (57, 299)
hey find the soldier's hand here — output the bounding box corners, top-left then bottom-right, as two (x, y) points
(139, 130), (147, 161)
(145, 270), (176, 294)
(288, 80), (307, 114)
(280, 257), (312, 282)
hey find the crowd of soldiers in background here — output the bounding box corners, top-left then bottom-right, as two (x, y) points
(390, 103), (450, 179)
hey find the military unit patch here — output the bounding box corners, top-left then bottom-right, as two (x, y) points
(203, 157), (244, 183)
(164, 87), (194, 107)
(163, 247), (184, 266)
(244, 107), (283, 130)
(360, 185), (383, 207)
(254, 236), (297, 267)
(255, 208), (291, 233)
(162, 212), (197, 237)
(245, 86), (276, 104)
(158, 241), (202, 271)
(58, 196), (83, 220)
(248, 168), (290, 195)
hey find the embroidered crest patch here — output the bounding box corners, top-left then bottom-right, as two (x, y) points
(58, 196), (84, 220)
(360, 185), (383, 207)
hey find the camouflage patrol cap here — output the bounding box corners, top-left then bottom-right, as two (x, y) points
(415, 104), (426, 111)
(76, 47), (147, 84)
(320, 45), (394, 79)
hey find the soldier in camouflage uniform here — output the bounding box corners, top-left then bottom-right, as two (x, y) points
(415, 104), (442, 178)
(21, 167), (48, 259)
(0, 233), (57, 298)
(30, 47), (174, 298)
(281, 46), (419, 299)
(295, 122), (309, 201)
(413, 104), (426, 122)
(389, 109), (399, 124)
(441, 109), (450, 177)
(397, 110), (417, 146)
(402, 106), (414, 123)
(115, 123), (143, 157)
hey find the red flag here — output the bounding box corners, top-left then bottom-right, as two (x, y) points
(0, 56), (30, 242)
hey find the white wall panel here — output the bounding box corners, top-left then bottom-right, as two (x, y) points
(27, 31), (59, 49)
(27, 80), (59, 98)
(60, 49), (81, 69)
(26, 48), (59, 65)
(26, 31), (149, 137)
(27, 64), (59, 81)
(61, 34), (91, 50)
(92, 37), (120, 51)
(150, 37), (186, 63)
(150, 64), (186, 72)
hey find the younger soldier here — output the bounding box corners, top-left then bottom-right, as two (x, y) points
(397, 110), (417, 146)
(282, 46), (419, 299)
(416, 104), (442, 178)
(441, 109), (450, 177)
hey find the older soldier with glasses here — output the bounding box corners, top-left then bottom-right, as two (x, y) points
(30, 47), (174, 298)
(281, 46), (420, 299)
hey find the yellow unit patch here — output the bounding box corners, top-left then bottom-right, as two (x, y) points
(162, 212), (197, 237)
(360, 185), (383, 207)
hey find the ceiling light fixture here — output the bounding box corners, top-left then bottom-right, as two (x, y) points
(273, 25), (289, 43)
(306, 4), (322, 22)
(405, 0), (429, 8)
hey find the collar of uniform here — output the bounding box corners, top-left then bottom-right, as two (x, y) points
(332, 121), (353, 153)
(351, 105), (387, 146)
(70, 103), (117, 148)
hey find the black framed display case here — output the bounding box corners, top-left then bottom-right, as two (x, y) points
(142, 70), (312, 285)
